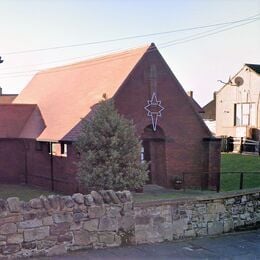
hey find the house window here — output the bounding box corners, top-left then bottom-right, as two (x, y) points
(234, 103), (256, 126)
(141, 146), (145, 162)
(61, 143), (68, 157)
(48, 142), (68, 157)
(48, 143), (58, 155)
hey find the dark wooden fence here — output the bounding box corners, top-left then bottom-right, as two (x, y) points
(221, 136), (260, 154)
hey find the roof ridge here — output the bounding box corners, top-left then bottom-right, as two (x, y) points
(0, 103), (37, 107)
(245, 63), (260, 66)
(40, 44), (152, 74)
(245, 63), (260, 74)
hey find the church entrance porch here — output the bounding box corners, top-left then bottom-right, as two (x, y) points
(141, 125), (167, 187)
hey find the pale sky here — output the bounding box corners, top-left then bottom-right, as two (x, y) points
(0, 0), (259, 106)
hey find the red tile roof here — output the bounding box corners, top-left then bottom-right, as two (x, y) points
(0, 104), (44, 138)
(14, 45), (151, 141)
(0, 95), (17, 104)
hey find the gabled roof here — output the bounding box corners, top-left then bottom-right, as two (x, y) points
(0, 104), (44, 138)
(14, 45), (151, 141)
(0, 94), (17, 104)
(217, 63), (260, 95)
(189, 97), (204, 114)
(245, 64), (260, 74)
(202, 98), (216, 120)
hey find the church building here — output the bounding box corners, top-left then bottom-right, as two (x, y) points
(0, 43), (221, 193)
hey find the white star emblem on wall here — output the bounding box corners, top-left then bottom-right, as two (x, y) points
(144, 92), (165, 131)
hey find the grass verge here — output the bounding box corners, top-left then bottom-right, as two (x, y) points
(0, 184), (55, 201)
(220, 153), (260, 191)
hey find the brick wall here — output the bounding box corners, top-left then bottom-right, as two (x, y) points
(114, 49), (221, 188)
(0, 139), (25, 183)
(0, 139), (78, 194)
(0, 46), (221, 192)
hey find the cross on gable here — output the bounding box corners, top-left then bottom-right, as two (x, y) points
(144, 64), (157, 95)
(144, 64), (166, 96)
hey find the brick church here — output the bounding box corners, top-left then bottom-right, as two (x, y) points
(0, 43), (221, 193)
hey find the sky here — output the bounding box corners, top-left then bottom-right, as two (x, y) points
(0, 0), (260, 106)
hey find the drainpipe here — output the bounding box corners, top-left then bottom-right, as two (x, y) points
(50, 142), (54, 191)
(22, 140), (28, 184)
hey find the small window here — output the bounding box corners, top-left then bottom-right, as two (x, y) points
(48, 142), (68, 157)
(61, 143), (68, 157)
(141, 146), (145, 163)
(48, 143), (58, 155)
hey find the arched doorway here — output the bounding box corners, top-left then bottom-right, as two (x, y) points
(141, 125), (167, 187)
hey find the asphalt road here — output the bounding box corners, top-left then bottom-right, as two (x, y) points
(38, 229), (260, 259)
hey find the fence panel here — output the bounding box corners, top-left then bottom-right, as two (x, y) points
(181, 171), (260, 192)
(220, 136), (260, 154)
(221, 171), (260, 191)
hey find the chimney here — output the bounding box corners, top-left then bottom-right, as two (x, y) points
(187, 90), (193, 98)
(213, 91), (217, 100)
(0, 87), (2, 95)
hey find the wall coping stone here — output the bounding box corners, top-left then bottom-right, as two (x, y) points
(134, 188), (260, 207)
(0, 190), (133, 215)
(195, 188), (260, 201)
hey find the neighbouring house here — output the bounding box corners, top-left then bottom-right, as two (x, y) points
(202, 92), (217, 135)
(186, 90), (205, 114)
(186, 91), (216, 135)
(0, 87), (17, 104)
(202, 92), (216, 121)
(216, 64), (260, 141)
(0, 43), (221, 193)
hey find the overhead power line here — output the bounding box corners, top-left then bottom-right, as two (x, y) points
(0, 15), (259, 79)
(160, 17), (260, 48)
(0, 47), (123, 70)
(2, 13), (260, 56)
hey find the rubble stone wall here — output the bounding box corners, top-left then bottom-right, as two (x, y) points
(135, 190), (260, 244)
(0, 190), (259, 258)
(0, 190), (134, 258)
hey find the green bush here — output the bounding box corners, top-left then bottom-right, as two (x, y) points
(75, 98), (148, 191)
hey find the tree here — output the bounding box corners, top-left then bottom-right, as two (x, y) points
(75, 98), (148, 191)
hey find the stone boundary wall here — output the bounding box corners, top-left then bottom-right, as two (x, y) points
(0, 189), (259, 258)
(0, 190), (134, 259)
(134, 190), (260, 244)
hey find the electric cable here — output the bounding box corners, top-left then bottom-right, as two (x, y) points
(2, 13), (259, 56)
(0, 15), (259, 79)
